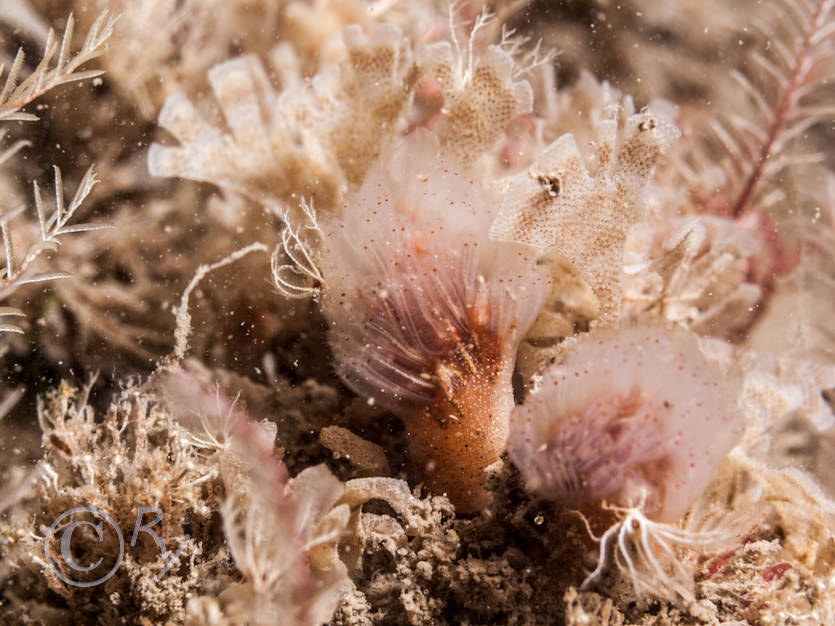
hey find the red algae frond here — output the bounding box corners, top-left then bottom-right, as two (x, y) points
(509, 324), (744, 523)
(318, 130), (550, 511)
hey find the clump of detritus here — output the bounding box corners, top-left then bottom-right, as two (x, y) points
(330, 472), (566, 626)
(0, 367), (355, 625)
(0, 379), (226, 623)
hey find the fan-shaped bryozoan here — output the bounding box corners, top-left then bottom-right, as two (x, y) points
(491, 111), (680, 323)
